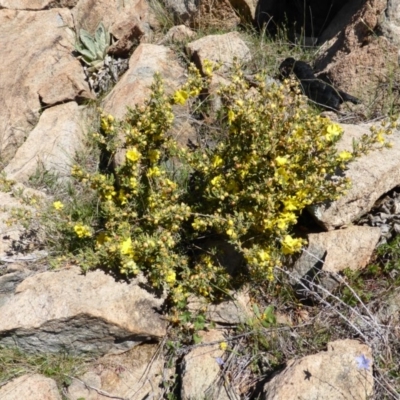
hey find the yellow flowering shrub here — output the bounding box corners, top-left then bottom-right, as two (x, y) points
(54, 62), (392, 305)
(182, 65), (392, 282)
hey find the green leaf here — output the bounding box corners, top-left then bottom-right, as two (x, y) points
(193, 333), (202, 344)
(194, 314), (206, 330)
(79, 29), (97, 58)
(252, 303), (261, 318)
(262, 305), (276, 325)
(76, 49), (97, 64)
(95, 22), (110, 53)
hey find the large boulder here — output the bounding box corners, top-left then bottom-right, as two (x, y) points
(0, 0), (77, 9)
(181, 330), (232, 400)
(310, 124), (400, 230)
(292, 226), (381, 293)
(315, 0), (398, 108)
(0, 9), (92, 164)
(0, 267), (166, 355)
(102, 43), (186, 118)
(164, 0), (240, 29)
(186, 31), (251, 75)
(0, 374), (61, 400)
(67, 343), (164, 399)
(262, 339), (374, 399)
(72, 0), (155, 34)
(4, 102), (87, 183)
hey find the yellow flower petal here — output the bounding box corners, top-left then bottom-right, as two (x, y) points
(126, 147), (141, 162)
(53, 201), (64, 210)
(173, 90), (189, 105)
(275, 156), (288, 166)
(338, 151), (352, 161)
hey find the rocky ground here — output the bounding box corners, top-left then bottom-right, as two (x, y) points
(0, 0), (400, 399)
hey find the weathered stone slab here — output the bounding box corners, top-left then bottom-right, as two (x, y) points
(292, 226), (381, 294)
(189, 289), (252, 325)
(294, 226), (381, 275)
(4, 102), (87, 183)
(262, 339), (373, 400)
(164, 0), (241, 28)
(0, 374), (61, 400)
(0, 267), (166, 355)
(0, 9), (91, 163)
(67, 343), (164, 399)
(72, 0), (155, 42)
(159, 25), (196, 44)
(0, 0), (77, 9)
(186, 31), (251, 75)
(181, 330), (231, 400)
(102, 44), (186, 119)
(316, 0), (397, 106)
(310, 124), (400, 230)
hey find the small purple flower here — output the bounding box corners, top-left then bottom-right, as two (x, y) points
(355, 354), (371, 370)
(215, 357), (224, 366)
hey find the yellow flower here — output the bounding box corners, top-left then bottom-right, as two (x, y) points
(104, 190), (116, 201)
(147, 166), (161, 177)
(164, 179), (177, 189)
(227, 109), (235, 125)
(120, 237), (134, 256)
(211, 175), (222, 186)
(53, 201), (64, 210)
(219, 342), (228, 351)
(227, 179), (239, 193)
(118, 190), (127, 205)
(148, 149), (160, 163)
(258, 249), (270, 262)
(376, 132), (385, 144)
(226, 228), (236, 237)
(276, 211), (297, 230)
(338, 151), (353, 162)
(292, 127), (304, 139)
(126, 147), (141, 163)
(74, 224), (91, 238)
(283, 197), (301, 211)
(129, 177), (138, 189)
(275, 167), (289, 184)
(96, 232), (111, 247)
(275, 156), (288, 166)
(325, 123), (342, 141)
(124, 260), (139, 274)
(203, 60), (214, 76)
(282, 235), (303, 255)
(212, 155), (223, 168)
(165, 270), (176, 285)
(173, 89), (189, 105)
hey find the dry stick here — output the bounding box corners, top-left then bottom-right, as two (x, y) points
(219, 342), (241, 400)
(66, 375), (127, 400)
(277, 266), (370, 342)
(173, 327), (298, 357)
(373, 368), (400, 399)
(129, 337), (166, 400)
(301, 247), (385, 332)
(277, 266), (400, 397)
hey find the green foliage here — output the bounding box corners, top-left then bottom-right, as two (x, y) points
(75, 22), (111, 71)
(0, 347), (88, 392)
(252, 304), (276, 328)
(375, 234), (400, 273)
(42, 61), (392, 307)
(340, 269), (374, 306)
(0, 172), (15, 192)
